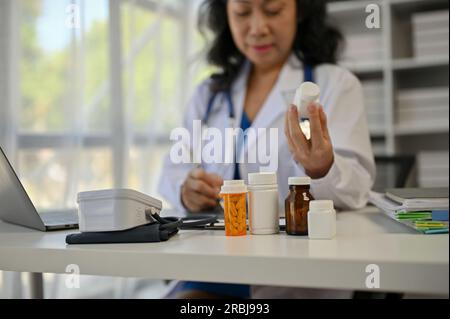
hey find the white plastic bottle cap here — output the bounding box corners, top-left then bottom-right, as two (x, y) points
(248, 172), (277, 186)
(220, 180), (248, 194)
(309, 200), (334, 211)
(293, 82), (320, 117)
(288, 176), (311, 186)
(300, 82), (320, 102)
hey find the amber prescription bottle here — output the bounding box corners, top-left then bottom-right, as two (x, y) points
(284, 177), (314, 236)
(220, 180), (248, 236)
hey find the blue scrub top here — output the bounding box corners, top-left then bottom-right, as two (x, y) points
(234, 111), (252, 180)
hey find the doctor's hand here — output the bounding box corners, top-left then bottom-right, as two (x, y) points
(285, 103), (334, 179)
(181, 168), (223, 213)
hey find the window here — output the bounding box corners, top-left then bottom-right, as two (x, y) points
(1, 0), (208, 209)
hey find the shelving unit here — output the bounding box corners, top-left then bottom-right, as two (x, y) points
(392, 56), (449, 70)
(328, 0), (449, 187)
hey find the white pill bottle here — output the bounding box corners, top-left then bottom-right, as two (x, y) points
(247, 172), (279, 235)
(293, 82), (320, 140)
(307, 200), (337, 239)
(293, 81), (321, 118)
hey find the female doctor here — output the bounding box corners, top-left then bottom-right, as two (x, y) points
(158, 0), (375, 298)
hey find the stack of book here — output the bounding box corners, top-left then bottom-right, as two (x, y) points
(412, 10), (449, 59)
(418, 151), (450, 188)
(362, 80), (385, 134)
(396, 87), (449, 130)
(341, 33), (384, 65)
(369, 188), (449, 234)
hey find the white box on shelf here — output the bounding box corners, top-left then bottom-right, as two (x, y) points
(396, 118), (449, 129)
(415, 42), (449, 58)
(342, 50), (384, 62)
(397, 87), (449, 101)
(418, 151), (449, 188)
(414, 25), (449, 37)
(418, 151), (450, 167)
(397, 106), (449, 120)
(330, 1), (448, 161)
(397, 99), (449, 110)
(414, 29), (449, 46)
(412, 10), (449, 32)
(397, 103), (449, 111)
(342, 34), (384, 62)
(345, 34), (383, 50)
(418, 176), (449, 188)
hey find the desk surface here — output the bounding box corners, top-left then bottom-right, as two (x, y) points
(0, 207), (448, 295)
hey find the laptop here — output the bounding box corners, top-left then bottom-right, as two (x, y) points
(0, 146), (78, 231)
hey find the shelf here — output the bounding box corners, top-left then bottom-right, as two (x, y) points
(395, 124), (449, 135)
(370, 128), (387, 137)
(327, 0), (382, 15)
(393, 56), (449, 70)
(328, 0), (449, 157)
(390, 0), (448, 12)
(328, 0), (447, 14)
(340, 61), (385, 74)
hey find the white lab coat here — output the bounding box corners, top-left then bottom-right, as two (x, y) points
(157, 54), (376, 298)
(158, 54), (375, 212)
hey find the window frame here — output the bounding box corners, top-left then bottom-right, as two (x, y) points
(1, 0), (195, 204)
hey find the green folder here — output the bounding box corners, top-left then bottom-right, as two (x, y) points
(396, 215), (431, 221)
(424, 229), (449, 234)
(395, 211), (432, 221)
(413, 221), (448, 234)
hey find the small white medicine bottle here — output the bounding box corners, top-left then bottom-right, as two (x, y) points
(247, 172), (279, 235)
(293, 82), (320, 119)
(307, 200), (336, 239)
(293, 82), (320, 140)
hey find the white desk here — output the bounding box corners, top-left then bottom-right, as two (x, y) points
(0, 207), (448, 297)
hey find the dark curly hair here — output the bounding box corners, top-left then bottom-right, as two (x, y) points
(198, 0), (343, 93)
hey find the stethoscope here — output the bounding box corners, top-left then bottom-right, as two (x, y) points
(198, 63), (315, 175)
(202, 63), (315, 127)
(148, 210), (220, 230)
(203, 87), (236, 130)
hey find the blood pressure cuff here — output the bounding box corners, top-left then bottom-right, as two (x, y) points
(65, 222), (178, 245)
(65, 213), (219, 245)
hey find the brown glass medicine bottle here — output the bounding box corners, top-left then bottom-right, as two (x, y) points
(285, 177), (314, 236)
